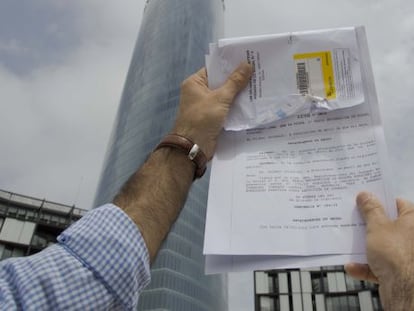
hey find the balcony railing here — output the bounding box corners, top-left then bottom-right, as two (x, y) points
(0, 189), (87, 217)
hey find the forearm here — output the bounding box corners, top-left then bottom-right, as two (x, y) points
(113, 147), (194, 262)
(113, 62), (251, 263)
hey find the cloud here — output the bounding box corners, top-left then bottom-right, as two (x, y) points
(0, 0), (81, 75)
(0, 0), (144, 209)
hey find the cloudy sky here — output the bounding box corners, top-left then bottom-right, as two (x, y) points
(1, 0), (413, 210)
(1, 0), (413, 310)
(0, 0), (145, 208)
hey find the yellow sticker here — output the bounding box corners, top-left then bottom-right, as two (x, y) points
(293, 51), (336, 100)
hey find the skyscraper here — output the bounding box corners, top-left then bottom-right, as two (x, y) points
(94, 0), (226, 310)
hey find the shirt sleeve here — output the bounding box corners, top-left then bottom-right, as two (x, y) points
(0, 203), (151, 311)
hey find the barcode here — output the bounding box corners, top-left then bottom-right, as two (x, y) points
(296, 62), (309, 95)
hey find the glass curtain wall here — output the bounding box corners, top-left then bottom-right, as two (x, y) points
(94, 0), (226, 310)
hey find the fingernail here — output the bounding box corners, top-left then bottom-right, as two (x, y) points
(356, 192), (372, 207)
(344, 263), (353, 272)
(239, 62), (253, 75)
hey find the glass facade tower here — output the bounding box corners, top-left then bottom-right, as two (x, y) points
(94, 0), (226, 310)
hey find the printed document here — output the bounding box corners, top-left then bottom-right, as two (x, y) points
(203, 27), (395, 273)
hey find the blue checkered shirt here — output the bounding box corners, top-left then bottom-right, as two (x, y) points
(0, 204), (151, 310)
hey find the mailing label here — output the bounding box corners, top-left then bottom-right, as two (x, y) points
(294, 51), (336, 100)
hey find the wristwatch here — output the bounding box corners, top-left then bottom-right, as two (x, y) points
(154, 134), (208, 179)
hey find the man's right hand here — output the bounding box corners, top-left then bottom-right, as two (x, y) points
(173, 63), (252, 160)
(345, 192), (414, 310)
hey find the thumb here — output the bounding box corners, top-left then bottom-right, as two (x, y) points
(219, 62), (252, 101)
(345, 263), (378, 283)
(356, 192), (388, 228)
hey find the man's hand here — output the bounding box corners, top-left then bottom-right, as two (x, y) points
(345, 192), (414, 310)
(173, 63), (252, 160)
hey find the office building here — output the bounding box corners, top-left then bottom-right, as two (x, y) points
(254, 267), (382, 311)
(0, 189), (86, 260)
(94, 0), (226, 310)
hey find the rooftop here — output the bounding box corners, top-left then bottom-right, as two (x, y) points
(0, 189), (87, 217)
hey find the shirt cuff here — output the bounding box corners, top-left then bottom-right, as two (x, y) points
(57, 203), (150, 309)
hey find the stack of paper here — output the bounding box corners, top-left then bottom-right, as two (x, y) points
(203, 27), (395, 274)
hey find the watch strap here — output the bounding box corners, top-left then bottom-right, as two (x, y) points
(154, 134), (207, 179)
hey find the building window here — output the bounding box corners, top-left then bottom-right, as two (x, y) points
(2, 245), (13, 260)
(255, 268), (382, 310)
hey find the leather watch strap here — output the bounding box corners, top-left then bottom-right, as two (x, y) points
(154, 134), (208, 179)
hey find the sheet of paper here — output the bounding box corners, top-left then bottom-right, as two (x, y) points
(207, 27), (365, 131)
(203, 27), (396, 270)
(205, 254), (367, 274)
(204, 120), (394, 255)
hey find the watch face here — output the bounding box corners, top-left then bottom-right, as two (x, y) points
(189, 144), (200, 160)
